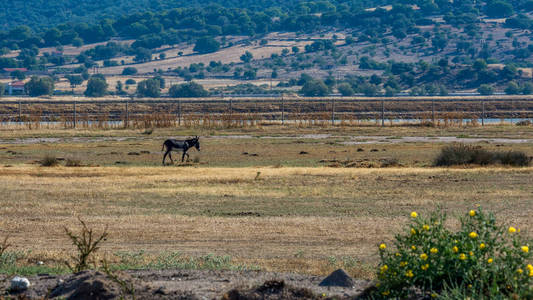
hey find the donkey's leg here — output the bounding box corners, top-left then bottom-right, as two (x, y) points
(162, 150), (169, 165)
(168, 151), (174, 163)
(181, 150), (187, 162)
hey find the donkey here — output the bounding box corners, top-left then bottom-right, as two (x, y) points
(162, 136), (200, 165)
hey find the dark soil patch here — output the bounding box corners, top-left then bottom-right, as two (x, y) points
(1, 269), (374, 300)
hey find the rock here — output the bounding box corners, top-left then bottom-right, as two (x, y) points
(319, 269), (355, 287)
(299, 151), (309, 154)
(10, 276), (31, 292)
(36, 261), (44, 265)
(357, 148), (364, 152)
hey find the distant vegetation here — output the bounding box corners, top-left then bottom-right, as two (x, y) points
(2, 0), (533, 96)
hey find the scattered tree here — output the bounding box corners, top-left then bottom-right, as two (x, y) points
(137, 79), (160, 97)
(169, 82), (208, 97)
(25, 76), (54, 97)
(300, 79), (329, 96)
(84, 75), (108, 97)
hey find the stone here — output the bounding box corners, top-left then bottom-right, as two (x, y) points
(10, 276), (31, 292)
(319, 269), (354, 287)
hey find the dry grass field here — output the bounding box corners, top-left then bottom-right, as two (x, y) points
(0, 125), (531, 278)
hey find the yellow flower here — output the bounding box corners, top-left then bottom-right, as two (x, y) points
(421, 264), (429, 271)
(420, 253), (428, 260)
(479, 243), (486, 250)
(423, 225), (430, 231)
(509, 227), (517, 233)
(410, 211), (418, 218)
(411, 228), (416, 235)
(411, 245), (417, 251)
(395, 252), (400, 257)
(382, 291), (390, 296)
(517, 268), (523, 274)
(469, 251), (474, 256)
(527, 264), (533, 271)
(431, 293), (438, 298)
(469, 210), (476, 217)
(487, 258), (493, 264)
(469, 232), (478, 239)
(380, 265), (388, 273)
(459, 253), (467, 260)
(529, 271), (533, 278)
(468, 284), (472, 289)
(430, 248), (438, 254)
(405, 270), (414, 278)
(452, 246), (459, 253)
(400, 261), (407, 267)
(379, 243), (386, 250)
(521, 246), (529, 253)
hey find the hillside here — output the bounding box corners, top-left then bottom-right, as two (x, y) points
(1, 0), (533, 96)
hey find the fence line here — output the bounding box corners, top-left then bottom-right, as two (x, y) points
(0, 97), (532, 129)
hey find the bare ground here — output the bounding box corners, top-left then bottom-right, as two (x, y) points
(1, 269), (373, 299)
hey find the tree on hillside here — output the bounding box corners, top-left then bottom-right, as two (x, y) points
(193, 37), (220, 54)
(478, 84), (494, 95)
(169, 82), (208, 97)
(137, 79), (160, 97)
(122, 67), (138, 75)
(240, 51), (253, 63)
(84, 76), (108, 97)
(505, 81), (520, 95)
(486, 1), (514, 18)
(11, 70), (26, 80)
(133, 48), (152, 62)
(300, 79), (329, 96)
(337, 83), (354, 96)
(25, 76), (54, 97)
(65, 75), (84, 88)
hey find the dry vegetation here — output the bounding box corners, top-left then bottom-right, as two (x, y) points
(0, 166), (531, 277)
(0, 125), (531, 277)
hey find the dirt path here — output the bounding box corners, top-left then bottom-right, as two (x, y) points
(1, 269), (374, 299)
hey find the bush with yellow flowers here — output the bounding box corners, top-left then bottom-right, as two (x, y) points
(376, 208), (532, 298)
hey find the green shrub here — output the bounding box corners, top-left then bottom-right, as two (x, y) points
(434, 144), (531, 167)
(41, 155), (59, 167)
(375, 208), (532, 298)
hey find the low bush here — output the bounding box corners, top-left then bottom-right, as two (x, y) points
(375, 208), (532, 298)
(65, 158), (82, 167)
(40, 155), (59, 167)
(64, 218), (108, 272)
(434, 144), (530, 166)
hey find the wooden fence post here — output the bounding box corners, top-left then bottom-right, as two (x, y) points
(432, 99), (435, 124)
(331, 97), (335, 126)
(381, 99), (385, 126)
(177, 100), (181, 126)
(125, 100), (129, 128)
(281, 96), (285, 125)
(73, 101), (77, 128)
(18, 101), (22, 124)
(481, 99), (485, 126)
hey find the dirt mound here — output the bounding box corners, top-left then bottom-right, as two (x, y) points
(48, 270), (196, 300)
(319, 269), (354, 287)
(223, 280), (319, 300)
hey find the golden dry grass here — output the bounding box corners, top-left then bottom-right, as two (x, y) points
(0, 165), (531, 276)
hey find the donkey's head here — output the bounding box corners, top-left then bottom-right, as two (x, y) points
(193, 136), (200, 151)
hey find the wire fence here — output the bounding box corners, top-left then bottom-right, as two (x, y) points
(0, 96), (532, 129)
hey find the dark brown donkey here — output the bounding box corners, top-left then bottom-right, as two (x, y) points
(161, 136), (200, 165)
